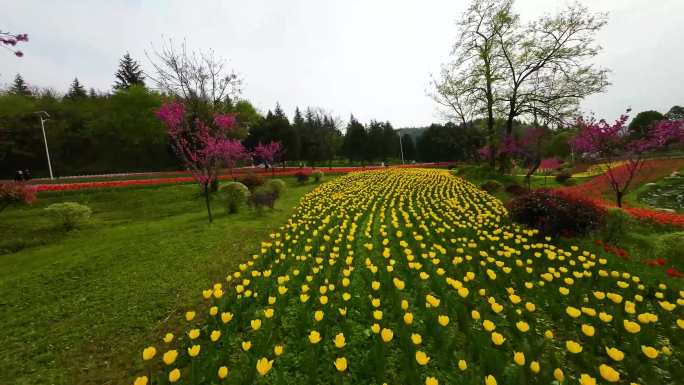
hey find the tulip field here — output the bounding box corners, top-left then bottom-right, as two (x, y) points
(133, 168), (683, 385)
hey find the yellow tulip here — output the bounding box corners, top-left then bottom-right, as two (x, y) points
(411, 333), (422, 345)
(188, 329), (200, 340)
(309, 330), (322, 344)
(458, 359), (467, 370)
(221, 312), (233, 324)
(485, 374), (497, 385)
(218, 366), (229, 379)
(404, 312), (414, 325)
(599, 364), (620, 382)
(483, 320), (496, 332)
(133, 376), (148, 385)
(163, 350), (178, 365)
(516, 321), (529, 332)
(264, 308), (274, 318)
(381, 328), (394, 342)
(599, 312), (613, 323)
(163, 333), (174, 343)
(491, 332), (505, 346)
(334, 333), (346, 348)
(242, 341), (251, 351)
(641, 345), (658, 359)
(210, 330), (221, 342)
(425, 376), (438, 385)
(274, 345), (284, 356)
(624, 320), (641, 334)
(530, 361), (540, 374)
(566, 306), (581, 318)
(581, 324), (595, 337)
(334, 357), (348, 372)
(579, 374), (596, 385)
(566, 340), (582, 354)
(553, 368), (565, 382)
(185, 311), (195, 321)
(415, 350), (430, 365)
(438, 315), (449, 326)
(188, 344), (200, 358)
(256, 357), (273, 376)
(251, 319), (262, 331)
(513, 351), (525, 366)
(314, 310), (324, 322)
(371, 323), (381, 334)
(142, 346), (156, 361)
(471, 310), (481, 320)
(169, 368), (181, 383)
(605, 346), (624, 361)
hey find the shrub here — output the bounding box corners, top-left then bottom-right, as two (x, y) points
(295, 171), (310, 184)
(0, 182), (36, 214)
(220, 182), (250, 214)
(506, 189), (605, 237)
(600, 208), (635, 244)
(655, 232), (684, 262)
(555, 172), (572, 184)
(249, 185), (279, 213)
(480, 180), (503, 194)
(266, 179), (286, 198)
(238, 173), (265, 191)
(312, 170), (324, 183)
(505, 184), (528, 197)
(44, 202), (92, 230)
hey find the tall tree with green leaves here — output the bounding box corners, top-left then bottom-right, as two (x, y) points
(113, 52), (145, 90)
(343, 115), (366, 163)
(9, 74), (31, 96)
(628, 110), (664, 139)
(65, 78), (87, 100)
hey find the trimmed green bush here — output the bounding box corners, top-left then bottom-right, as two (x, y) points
(312, 170), (324, 183)
(656, 232), (684, 261)
(266, 179), (286, 198)
(220, 182), (250, 214)
(45, 202), (92, 230)
(600, 208), (635, 244)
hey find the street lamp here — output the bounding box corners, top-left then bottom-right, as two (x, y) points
(34, 111), (54, 180)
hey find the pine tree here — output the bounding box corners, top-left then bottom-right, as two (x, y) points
(65, 78), (87, 100)
(10, 74), (31, 96)
(113, 52), (145, 90)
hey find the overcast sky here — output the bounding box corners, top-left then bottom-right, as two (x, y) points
(3, 0), (683, 127)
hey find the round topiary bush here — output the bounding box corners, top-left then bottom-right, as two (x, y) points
(312, 170), (324, 183)
(266, 179), (286, 198)
(506, 189), (605, 237)
(480, 180), (503, 194)
(220, 182), (250, 214)
(44, 202), (92, 230)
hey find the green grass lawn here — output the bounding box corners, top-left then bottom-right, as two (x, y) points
(0, 177), (327, 385)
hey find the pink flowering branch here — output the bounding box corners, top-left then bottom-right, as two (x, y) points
(1, 31), (28, 57)
(156, 101), (243, 222)
(570, 111), (681, 207)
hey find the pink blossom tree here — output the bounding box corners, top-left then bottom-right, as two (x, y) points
(1, 31), (28, 57)
(254, 141), (283, 176)
(497, 127), (551, 189)
(571, 111), (683, 207)
(156, 101), (246, 222)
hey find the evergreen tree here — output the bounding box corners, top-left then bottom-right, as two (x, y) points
(65, 78), (87, 100)
(88, 88), (98, 98)
(343, 115), (367, 163)
(400, 133), (416, 161)
(10, 74), (31, 96)
(113, 52), (145, 90)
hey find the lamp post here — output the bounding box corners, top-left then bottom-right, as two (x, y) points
(34, 111), (53, 179)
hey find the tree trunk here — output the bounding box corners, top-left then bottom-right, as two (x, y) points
(204, 183), (213, 223)
(616, 191), (623, 208)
